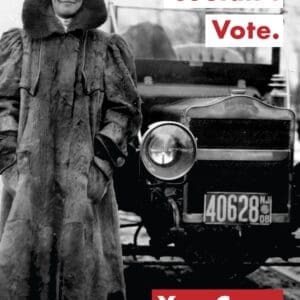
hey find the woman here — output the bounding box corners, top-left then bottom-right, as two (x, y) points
(0, 0), (142, 299)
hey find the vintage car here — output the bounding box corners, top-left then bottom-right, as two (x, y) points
(107, 1), (300, 278)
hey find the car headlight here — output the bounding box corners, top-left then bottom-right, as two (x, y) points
(140, 122), (197, 180)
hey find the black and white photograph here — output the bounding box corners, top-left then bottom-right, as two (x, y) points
(0, 0), (299, 299)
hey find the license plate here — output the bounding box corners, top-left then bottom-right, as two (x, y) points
(204, 192), (272, 225)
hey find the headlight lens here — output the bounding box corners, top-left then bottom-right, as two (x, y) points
(141, 122), (197, 180)
(148, 133), (177, 165)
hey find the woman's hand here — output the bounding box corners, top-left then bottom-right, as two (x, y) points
(87, 160), (110, 205)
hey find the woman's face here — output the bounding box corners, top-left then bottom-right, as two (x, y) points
(52, 0), (83, 18)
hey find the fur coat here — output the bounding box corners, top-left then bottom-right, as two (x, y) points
(0, 0), (142, 299)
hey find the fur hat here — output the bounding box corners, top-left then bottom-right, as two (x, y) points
(22, 0), (107, 38)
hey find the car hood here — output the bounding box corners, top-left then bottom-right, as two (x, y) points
(142, 95), (295, 129)
(143, 97), (224, 127)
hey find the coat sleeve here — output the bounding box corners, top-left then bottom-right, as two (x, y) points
(94, 34), (142, 174)
(0, 29), (22, 173)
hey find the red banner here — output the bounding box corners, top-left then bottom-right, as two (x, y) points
(152, 290), (283, 300)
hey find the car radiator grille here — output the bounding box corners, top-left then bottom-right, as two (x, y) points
(186, 118), (291, 215)
(189, 119), (291, 149)
(186, 160), (289, 214)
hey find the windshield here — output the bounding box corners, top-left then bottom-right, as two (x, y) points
(115, 5), (273, 64)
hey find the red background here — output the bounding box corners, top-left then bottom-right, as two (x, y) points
(152, 290), (283, 300)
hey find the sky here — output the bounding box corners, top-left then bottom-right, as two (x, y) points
(0, 1), (23, 36)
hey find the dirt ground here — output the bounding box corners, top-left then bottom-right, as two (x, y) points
(120, 212), (300, 300)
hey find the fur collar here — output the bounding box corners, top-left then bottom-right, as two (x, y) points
(22, 0), (107, 39)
